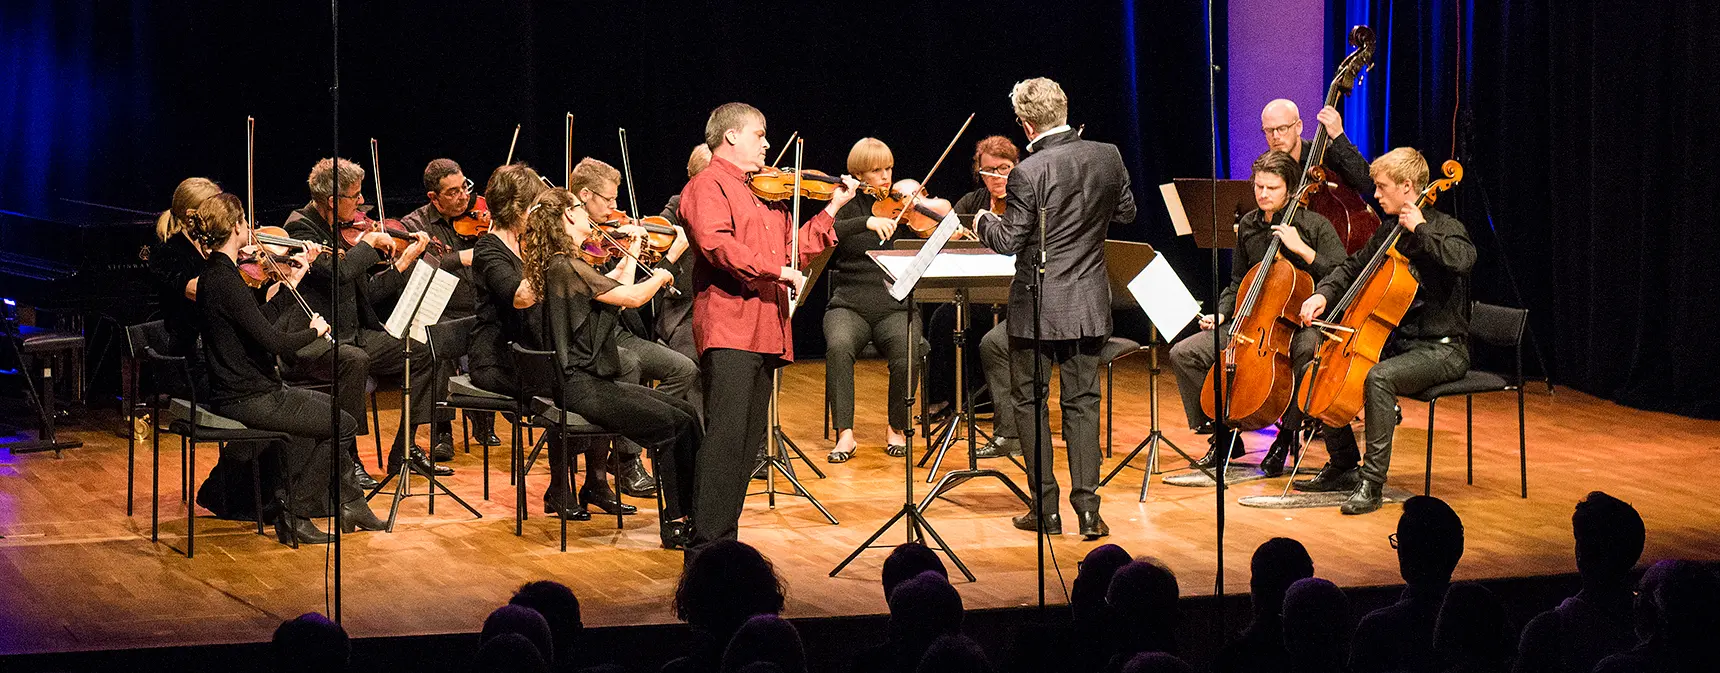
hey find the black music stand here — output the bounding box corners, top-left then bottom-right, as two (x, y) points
(1165, 178), (1251, 250)
(750, 247), (837, 522)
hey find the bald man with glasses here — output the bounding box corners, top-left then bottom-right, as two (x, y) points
(1260, 99), (1372, 198)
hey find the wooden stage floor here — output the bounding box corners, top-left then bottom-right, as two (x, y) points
(1, 355), (1716, 655)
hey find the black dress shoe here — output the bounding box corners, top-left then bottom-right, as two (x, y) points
(1012, 510), (1062, 535)
(1260, 430), (1301, 477)
(340, 500), (387, 532)
(609, 454), (659, 498)
(350, 461), (381, 490)
(388, 446), (455, 477)
(579, 484), (638, 516)
(1292, 463), (1360, 493)
(1077, 510), (1110, 540)
(974, 437), (1021, 459)
(474, 430), (502, 447)
(1194, 431), (1245, 469)
(660, 519), (692, 550)
(543, 495), (593, 521)
(275, 512), (334, 547)
(1340, 480), (1384, 515)
(431, 434), (456, 462)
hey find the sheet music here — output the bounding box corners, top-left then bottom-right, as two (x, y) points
(384, 260), (459, 343)
(873, 251), (1016, 282)
(1126, 253), (1202, 337)
(1160, 182), (1192, 236)
(885, 211), (964, 302)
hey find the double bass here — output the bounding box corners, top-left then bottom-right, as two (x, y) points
(1302, 25), (1380, 254)
(1196, 24), (1379, 431)
(1296, 161), (1464, 427)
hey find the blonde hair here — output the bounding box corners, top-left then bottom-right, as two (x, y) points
(1369, 147), (1431, 191)
(568, 157), (621, 197)
(156, 177), (223, 241)
(1010, 78), (1068, 130)
(686, 144), (712, 179)
(846, 138), (894, 176)
(187, 193), (246, 251)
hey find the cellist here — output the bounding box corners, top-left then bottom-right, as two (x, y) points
(1168, 150), (1349, 475)
(1295, 148), (1475, 514)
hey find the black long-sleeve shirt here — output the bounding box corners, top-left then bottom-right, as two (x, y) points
(540, 254), (622, 380)
(149, 233), (206, 358)
(198, 254), (317, 407)
(829, 192), (913, 316)
(1315, 208), (1475, 340)
(1218, 207), (1347, 318)
(468, 233), (537, 375)
(1298, 132), (1373, 195)
(283, 202), (403, 341)
(397, 200), (477, 318)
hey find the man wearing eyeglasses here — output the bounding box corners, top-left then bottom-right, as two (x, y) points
(399, 158), (499, 450)
(1261, 99), (1372, 199)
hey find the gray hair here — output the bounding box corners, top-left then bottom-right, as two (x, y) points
(307, 157), (366, 201)
(704, 102), (764, 151)
(1010, 77), (1069, 130)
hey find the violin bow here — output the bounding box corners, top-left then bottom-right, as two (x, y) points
(895, 113), (975, 226)
(505, 123), (521, 166)
(617, 127), (642, 221)
(369, 137), (386, 222)
(770, 131), (798, 168)
(248, 115), (327, 339)
(564, 112), (574, 187)
(787, 138), (805, 316)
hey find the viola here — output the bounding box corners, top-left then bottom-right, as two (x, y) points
(870, 180), (968, 240)
(236, 225), (309, 288)
(597, 213), (677, 264)
(747, 166), (847, 201)
(452, 195), (492, 238)
(340, 212), (451, 258)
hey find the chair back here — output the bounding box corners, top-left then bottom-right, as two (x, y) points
(424, 315), (477, 362)
(1468, 302), (1528, 349)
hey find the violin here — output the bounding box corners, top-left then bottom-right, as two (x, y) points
(238, 225), (306, 290)
(340, 211), (451, 258)
(452, 195), (492, 238)
(747, 166), (848, 202)
(597, 213), (677, 264)
(869, 180), (968, 240)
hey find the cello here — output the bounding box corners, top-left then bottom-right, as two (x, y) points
(1196, 25), (1379, 431)
(1301, 25), (1381, 254)
(1296, 161), (1464, 428)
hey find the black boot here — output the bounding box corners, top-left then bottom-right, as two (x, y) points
(275, 511), (334, 547)
(468, 412), (501, 447)
(350, 460), (380, 491)
(579, 482), (638, 516)
(431, 430), (456, 462)
(1260, 429), (1301, 477)
(543, 490), (592, 521)
(1340, 480), (1384, 515)
(1194, 430), (1244, 469)
(340, 500), (387, 532)
(1293, 462), (1360, 493)
(609, 453), (658, 498)
(389, 444), (454, 477)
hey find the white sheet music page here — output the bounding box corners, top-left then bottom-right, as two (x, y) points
(384, 260), (459, 342)
(886, 211), (963, 302)
(1126, 253), (1201, 337)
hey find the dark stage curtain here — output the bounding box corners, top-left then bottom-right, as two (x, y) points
(1329, 0), (1720, 419)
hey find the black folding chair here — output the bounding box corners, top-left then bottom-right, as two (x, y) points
(1406, 302), (1530, 498)
(425, 316), (513, 500)
(127, 321), (293, 556)
(510, 343), (627, 551)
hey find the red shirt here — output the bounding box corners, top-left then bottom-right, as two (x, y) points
(683, 155), (837, 360)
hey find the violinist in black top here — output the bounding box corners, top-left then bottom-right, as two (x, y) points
(149, 178), (224, 376)
(1168, 150), (1349, 476)
(516, 188), (701, 548)
(1296, 148), (1475, 514)
(188, 193), (386, 545)
(282, 157), (449, 488)
(822, 138), (922, 463)
(398, 158), (501, 448)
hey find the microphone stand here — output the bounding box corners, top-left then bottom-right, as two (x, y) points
(1031, 203), (1048, 611)
(1203, 0), (1229, 636)
(326, 0), (343, 624)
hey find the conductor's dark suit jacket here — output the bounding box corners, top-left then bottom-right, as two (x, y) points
(977, 128), (1136, 340)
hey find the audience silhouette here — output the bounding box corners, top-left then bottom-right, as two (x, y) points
(1215, 537), (1316, 673)
(271, 612), (350, 673)
(1282, 577), (1351, 673)
(1513, 492), (1643, 673)
(1352, 495), (1465, 673)
(1434, 582), (1513, 673)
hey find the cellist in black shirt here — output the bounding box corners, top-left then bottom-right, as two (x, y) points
(188, 193), (386, 545)
(1296, 148), (1475, 514)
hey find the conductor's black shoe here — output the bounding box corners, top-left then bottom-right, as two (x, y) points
(350, 461), (381, 490)
(974, 437), (1021, 459)
(1077, 511), (1110, 540)
(1260, 431), (1301, 477)
(1340, 480), (1384, 515)
(1012, 510), (1062, 535)
(389, 446), (455, 477)
(1293, 462), (1360, 493)
(1194, 431), (1244, 469)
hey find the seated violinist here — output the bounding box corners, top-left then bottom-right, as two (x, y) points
(188, 192), (386, 545)
(822, 138), (922, 463)
(398, 158), (501, 448)
(1167, 150), (1349, 476)
(281, 158), (450, 488)
(1294, 147), (1475, 514)
(567, 157), (697, 498)
(516, 187), (701, 547)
